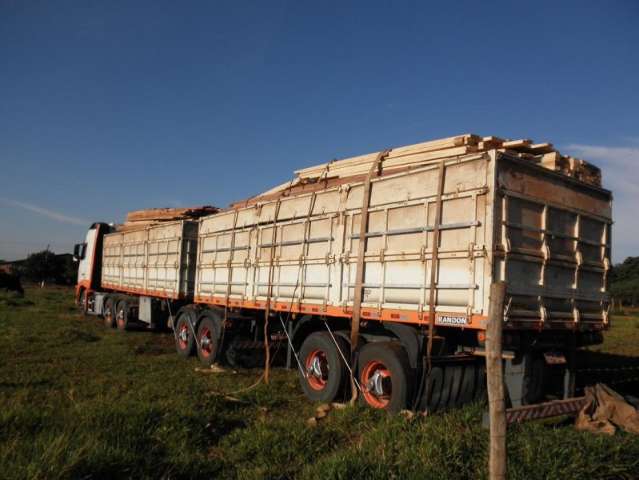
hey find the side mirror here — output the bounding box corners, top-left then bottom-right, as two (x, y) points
(73, 243), (87, 261)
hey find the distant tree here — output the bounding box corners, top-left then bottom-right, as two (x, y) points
(20, 251), (77, 287)
(22, 250), (60, 287)
(58, 254), (77, 285)
(609, 257), (639, 307)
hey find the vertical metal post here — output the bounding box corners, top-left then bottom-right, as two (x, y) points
(486, 281), (507, 480)
(286, 319), (294, 370)
(264, 200), (282, 384)
(350, 149), (389, 352)
(426, 160), (446, 367)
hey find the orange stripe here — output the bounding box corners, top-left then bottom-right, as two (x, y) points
(101, 283), (184, 300)
(193, 294), (488, 330)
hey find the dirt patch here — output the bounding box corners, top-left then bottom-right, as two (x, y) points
(60, 328), (100, 343)
(133, 339), (172, 356)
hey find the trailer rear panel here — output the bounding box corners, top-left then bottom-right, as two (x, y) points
(495, 156), (611, 330)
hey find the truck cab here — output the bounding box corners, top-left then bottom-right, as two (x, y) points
(73, 223), (111, 308)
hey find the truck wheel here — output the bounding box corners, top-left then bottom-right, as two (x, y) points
(196, 312), (222, 366)
(175, 308), (196, 357)
(115, 299), (130, 331)
(78, 289), (88, 315)
(358, 342), (411, 413)
(522, 355), (546, 405)
(103, 296), (116, 328)
(420, 363), (485, 412)
(298, 332), (349, 403)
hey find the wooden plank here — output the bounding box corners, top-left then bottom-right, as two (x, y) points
(126, 206), (218, 223)
(478, 140), (504, 150)
(297, 145), (475, 180)
(294, 134), (480, 178)
(502, 139), (532, 149)
(386, 133), (479, 158)
(482, 135), (506, 143)
(528, 143), (554, 154)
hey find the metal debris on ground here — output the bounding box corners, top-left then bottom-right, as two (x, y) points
(194, 363), (234, 374)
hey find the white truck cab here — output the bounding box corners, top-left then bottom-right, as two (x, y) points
(73, 223), (111, 308)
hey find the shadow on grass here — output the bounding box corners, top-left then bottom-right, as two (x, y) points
(576, 350), (639, 396)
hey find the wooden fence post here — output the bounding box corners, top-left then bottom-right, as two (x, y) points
(486, 281), (507, 480)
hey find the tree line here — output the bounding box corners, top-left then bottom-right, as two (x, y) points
(609, 256), (639, 307)
(1, 250), (77, 287)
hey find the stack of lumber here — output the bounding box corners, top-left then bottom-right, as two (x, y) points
(233, 134), (601, 207)
(291, 134), (601, 187)
(117, 206), (219, 231)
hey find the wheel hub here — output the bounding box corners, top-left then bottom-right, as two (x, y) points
(367, 370), (389, 396)
(179, 328), (188, 342)
(308, 355), (327, 379)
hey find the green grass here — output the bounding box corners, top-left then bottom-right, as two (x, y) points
(1, 287), (639, 479)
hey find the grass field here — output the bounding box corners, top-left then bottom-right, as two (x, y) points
(1, 287), (639, 479)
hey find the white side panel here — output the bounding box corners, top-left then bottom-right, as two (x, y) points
(101, 221), (198, 298)
(196, 154), (492, 318)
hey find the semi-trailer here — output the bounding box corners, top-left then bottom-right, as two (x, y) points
(74, 134), (612, 412)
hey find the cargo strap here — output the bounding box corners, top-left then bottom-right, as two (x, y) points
(350, 149), (390, 352)
(426, 160), (446, 372)
(279, 315), (306, 377)
(323, 319), (362, 392)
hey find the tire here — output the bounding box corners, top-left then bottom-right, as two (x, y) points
(78, 289), (88, 315)
(175, 308), (196, 357)
(115, 299), (130, 331)
(103, 296), (116, 328)
(421, 363), (485, 412)
(358, 342), (412, 413)
(298, 332), (350, 403)
(522, 354), (546, 405)
(423, 365), (445, 411)
(196, 312), (222, 366)
(456, 364), (480, 406)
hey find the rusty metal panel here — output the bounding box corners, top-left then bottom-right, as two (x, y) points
(495, 154), (612, 328)
(101, 221), (198, 299)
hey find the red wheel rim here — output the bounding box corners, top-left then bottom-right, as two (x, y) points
(117, 307), (125, 327)
(361, 360), (392, 409)
(305, 349), (328, 391)
(200, 327), (213, 357)
(178, 323), (189, 350)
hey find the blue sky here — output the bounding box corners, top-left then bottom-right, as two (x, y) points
(1, 0), (637, 262)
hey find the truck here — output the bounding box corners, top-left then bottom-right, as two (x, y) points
(74, 134), (612, 413)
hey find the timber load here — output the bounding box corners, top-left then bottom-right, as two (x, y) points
(117, 206), (219, 232)
(236, 134), (602, 206)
